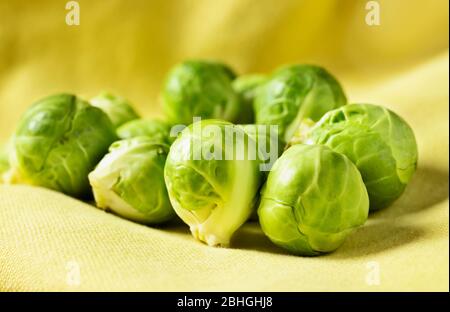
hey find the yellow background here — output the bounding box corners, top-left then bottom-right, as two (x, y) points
(0, 0), (448, 291)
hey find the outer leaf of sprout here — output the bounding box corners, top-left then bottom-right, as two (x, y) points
(164, 119), (262, 246)
(302, 103), (418, 210)
(8, 93), (117, 197)
(90, 92), (139, 128)
(162, 60), (240, 125)
(89, 137), (175, 224)
(258, 144), (369, 256)
(254, 64), (347, 143)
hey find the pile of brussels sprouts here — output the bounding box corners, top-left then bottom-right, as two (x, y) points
(0, 60), (418, 256)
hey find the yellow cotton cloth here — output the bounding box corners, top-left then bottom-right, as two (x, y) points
(0, 0), (448, 291)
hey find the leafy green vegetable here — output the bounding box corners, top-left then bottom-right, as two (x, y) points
(164, 119), (263, 246)
(117, 118), (174, 144)
(258, 144), (369, 256)
(162, 60), (240, 125)
(298, 103), (418, 211)
(254, 64), (347, 143)
(8, 93), (117, 197)
(90, 92), (139, 128)
(89, 137), (175, 224)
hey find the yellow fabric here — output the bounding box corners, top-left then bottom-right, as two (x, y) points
(0, 0), (448, 291)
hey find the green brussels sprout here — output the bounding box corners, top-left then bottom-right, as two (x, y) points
(162, 60), (240, 125)
(254, 64), (347, 143)
(258, 144), (369, 256)
(300, 103), (418, 211)
(164, 119), (263, 246)
(89, 137), (175, 224)
(90, 92), (139, 128)
(232, 74), (268, 124)
(117, 118), (174, 144)
(8, 93), (117, 197)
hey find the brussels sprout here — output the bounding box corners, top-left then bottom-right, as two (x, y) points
(117, 118), (174, 144)
(299, 103), (418, 211)
(90, 92), (139, 128)
(89, 137), (175, 224)
(232, 74), (268, 124)
(8, 93), (117, 197)
(258, 144), (369, 256)
(162, 60), (240, 125)
(254, 65), (347, 143)
(164, 119), (263, 246)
